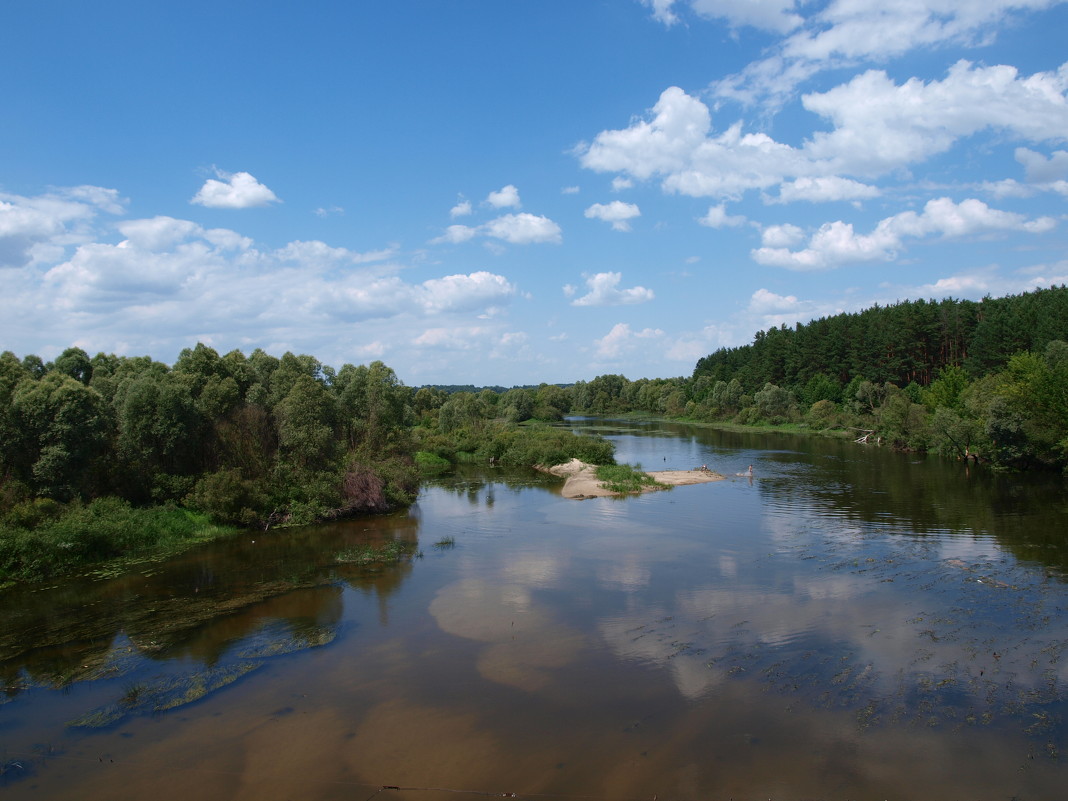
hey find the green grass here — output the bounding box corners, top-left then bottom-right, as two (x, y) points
(414, 450), (452, 474)
(433, 535), (456, 549)
(595, 463), (666, 494)
(0, 497), (237, 585)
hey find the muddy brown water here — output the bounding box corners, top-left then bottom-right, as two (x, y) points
(2, 418), (1068, 800)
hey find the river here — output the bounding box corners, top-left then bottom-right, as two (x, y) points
(2, 418), (1067, 800)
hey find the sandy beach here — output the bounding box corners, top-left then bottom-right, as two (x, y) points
(538, 458), (725, 499)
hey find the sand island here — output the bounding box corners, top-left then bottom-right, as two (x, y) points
(538, 458), (725, 499)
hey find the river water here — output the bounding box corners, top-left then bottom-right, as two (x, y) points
(2, 419), (1067, 800)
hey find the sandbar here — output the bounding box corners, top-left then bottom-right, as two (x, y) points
(538, 458), (725, 500)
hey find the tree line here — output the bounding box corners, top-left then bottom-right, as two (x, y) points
(0, 344), (418, 529)
(2, 285), (1065, 582)
(562, 286), (1068, 471)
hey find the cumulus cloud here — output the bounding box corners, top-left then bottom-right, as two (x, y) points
(561, 185), (580, 194)
(698, 204), (747, 228)
(1, 182), (521, 371)
(190, 169), (279, 209)
(770, 176), (879, 204)
(450, 198), (473, 217)
(584, 201), (641, 231)
(433, 213), (562, 246)
(760, 223), (806, 248)
(486, 184), (521, 209)
(0, 185), (125, 269)
(484, 213), (562, 244)
(711, 0), (1064, 108)
(803, 61), (1068, 176)
(594, 322), (664, 358)
(570, 272), (655, 306)
(752, 197), (1056, 270)
(1014, 147), (1068, 194)
(580, 61), (1068, 200)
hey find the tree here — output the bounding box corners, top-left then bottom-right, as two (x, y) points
(275, 374), (339, 470)
(54, 347), (93, 385)
(8, 373), (113, 499)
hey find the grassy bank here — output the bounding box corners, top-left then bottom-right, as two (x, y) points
(0, 497), (237, 586)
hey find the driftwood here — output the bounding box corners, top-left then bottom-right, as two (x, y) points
(852, 428), (875, 444)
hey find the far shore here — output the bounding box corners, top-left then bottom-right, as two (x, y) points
(537, 459), (725, 499)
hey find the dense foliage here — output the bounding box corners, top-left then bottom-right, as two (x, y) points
(565, 287), (1068, 472)
(0, 345), (419, 540)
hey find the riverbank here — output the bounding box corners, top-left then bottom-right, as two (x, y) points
(539, 458), (724, 499)
(0, 498), (239, 587)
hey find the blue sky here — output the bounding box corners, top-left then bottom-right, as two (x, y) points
(2, 1), (1067, 386)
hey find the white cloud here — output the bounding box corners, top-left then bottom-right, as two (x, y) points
(979, 179), (1034, 199)
(1016, 147), (1068, 183)
(450, 198), (473, 217)
(418, 272), (517, 313)
(594, 322), (664, 358)
(760, 223), (806, 248)
(274, 239), (394, 267)
(561, 185), (580, 194)
(313, 205), (344, 217)
(584, 201), (642, 231)
(698, 204), (747, 228)
(752, 197), (1056, 270)
(742, 288), (844, 333)
(664, 322), (735, 362)
(486, 184), (521, 209)
(433, 213), (561, 246)
(711, 0), (1066, 108)
(434, 224), (479, 244)
(580, 61), (1068, 200)
(643, 0), (802, 33)
(611, 176), (634, 191)
(0, 186), (125, 269)
(641, 0), (680, 26)
(413, 325), (493, 349)
(483, 213), (562, 244)
(803, 61), (1068, 176)
(771, 176), (879, 204)
(748, 287), (801, 313)
(689, 0), (802, 34)
(117, 216), (208, 251)
(571, 272), (655, 307)
(191, 169), (280, 209)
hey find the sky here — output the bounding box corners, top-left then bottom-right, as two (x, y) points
(2, 1), (1067, 387)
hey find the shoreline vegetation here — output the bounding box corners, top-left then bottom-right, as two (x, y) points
(3, 286), (1067, 586)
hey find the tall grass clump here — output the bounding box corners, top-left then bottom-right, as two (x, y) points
(595, 463), (665, 494)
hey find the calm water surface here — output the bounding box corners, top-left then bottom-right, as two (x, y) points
(3, 419), (1068, 800)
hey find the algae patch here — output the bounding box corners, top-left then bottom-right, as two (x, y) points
(68, 662), (263, 728)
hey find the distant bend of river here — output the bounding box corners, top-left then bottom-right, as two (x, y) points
(2, 417), (1067, 800)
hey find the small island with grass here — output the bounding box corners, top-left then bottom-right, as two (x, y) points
(538, 459), (724, 499)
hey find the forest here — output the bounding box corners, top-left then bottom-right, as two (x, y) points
(567, 286), (1068, 471)
(2, 286), (1066, 582)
